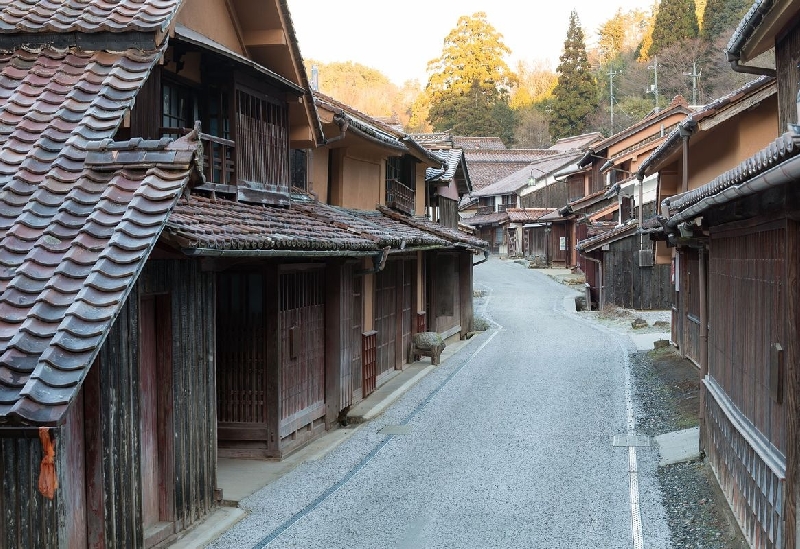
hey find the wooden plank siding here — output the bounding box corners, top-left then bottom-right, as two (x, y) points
(704, 220), (788, 549)
(374, 261), (398, 382)
(428, 252), (461, 337)
(278, 266), (326, 445)
(600, 236), (671, 311)
(0, 433), (59, 548)
(678, 249), (702, 365)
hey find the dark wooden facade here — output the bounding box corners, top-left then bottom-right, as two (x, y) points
(374, 256), (417, 383)
(0, 258), (218, 548)
(216, 262), (331, 459)
(427, 250), (473, 339)
(675, 248), (703, 365)
(701, 215), (794, 549)
(600, 236), (671, 311)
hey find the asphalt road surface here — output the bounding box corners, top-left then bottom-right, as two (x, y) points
(209, 258), (671, 549)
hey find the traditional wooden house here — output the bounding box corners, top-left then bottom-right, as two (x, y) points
(636, 75), (777, 362)
(0, 1), (487, 547)
(644, 2), (800, 546)
(308, 92), (486, 400)
(568, 98), (692, 304)
(464, 152), (582, 257)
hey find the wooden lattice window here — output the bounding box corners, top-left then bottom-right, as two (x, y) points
(235, 86), (289, 193)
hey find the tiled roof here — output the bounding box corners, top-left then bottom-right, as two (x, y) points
(0, 134), (200, 426)
(0, 47), (161, 185)
(452, 136), (507, 150)
(165, 199), (488, 254)
(461, 210), (508, 227)
(664, 130), (800, 226)
(507, 208), (554, 223)
(549, 132), (603, 152)
(465, 149), (558, 191)
(0, 44), (170, 425)
(408, 132), (454, 148)
(426, 148), (463, 183)
(376, 206), (487, 250)
(167, 199), (398, 253)
(562, 189), (609, 214)
(726, 0), (770, 61)
(576, 221), (637, 252)
(0, 0), (182, 34)
(473, 152), (581, 197)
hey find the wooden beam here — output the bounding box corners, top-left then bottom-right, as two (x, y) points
(243, 29), (286, 46)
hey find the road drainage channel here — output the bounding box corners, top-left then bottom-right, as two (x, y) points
(250, 329), (500, 549)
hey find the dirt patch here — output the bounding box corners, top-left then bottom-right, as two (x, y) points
(632, 345), (748, 548)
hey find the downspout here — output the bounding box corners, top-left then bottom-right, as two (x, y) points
(728, 58), (776, 77)
(637, 174), (644, 252)
(324, 113), (349, 145)
(680, 127), (690, 194)
(473, 250), (489, 266)
(698, 244), (709, 452)
(357, 246), (391, 275)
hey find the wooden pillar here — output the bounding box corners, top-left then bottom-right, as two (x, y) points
(459, 251), (473, 338)
(264, 264), (281, 457)
(785, 219), (798, 549)
(394, 259), (403, 370)
(698, 245), (708, 454)
(325, 261), (343, 427)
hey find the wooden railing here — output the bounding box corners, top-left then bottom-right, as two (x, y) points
(203, 133), (235, 186)
(385, 178), (415, 215)
(160, 127), (235, 187)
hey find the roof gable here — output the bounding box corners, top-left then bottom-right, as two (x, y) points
(0, 134), (200, 426)
(0, 0), (182, 34)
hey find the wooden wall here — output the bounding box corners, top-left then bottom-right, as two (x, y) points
(82, 258), (217, 547)
(0, 432), (60, 548)
(704, 219), (789, 549)
(601, 235), (671, 310)
(1, 258), (216, 548)
(520, 179), (569, 209)
(678, 248), (702, 365)
(776, 23), (800, 134)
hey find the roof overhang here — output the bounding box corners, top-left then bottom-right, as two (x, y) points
(727, 0), (800, 62)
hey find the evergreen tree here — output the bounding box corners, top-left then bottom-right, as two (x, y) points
(701, 0), (750, 41)
(650, 0), (699, 55)
(550, 11), (598, 140)
(425, 12), (516, 140)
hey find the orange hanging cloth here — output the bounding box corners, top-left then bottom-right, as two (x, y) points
(38, 427), (58, 499)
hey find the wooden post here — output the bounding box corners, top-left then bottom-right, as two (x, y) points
(325, 261), (343, 427)
(698, 245), (708, 453)
(459, 251), (473, 337)
(784, 219), (798, 549)
(264, 264), (281, 457)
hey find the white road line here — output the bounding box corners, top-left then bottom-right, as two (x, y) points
(623, 342), (645, 549)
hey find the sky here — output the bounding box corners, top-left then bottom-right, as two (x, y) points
(287, 1), (657, 86)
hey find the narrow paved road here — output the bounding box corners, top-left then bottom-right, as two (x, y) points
(210, 258), (670, 549)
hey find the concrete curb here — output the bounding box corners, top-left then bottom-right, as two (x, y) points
(355, 365), (435, 422)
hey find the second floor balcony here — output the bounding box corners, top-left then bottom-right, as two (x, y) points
(385, 178), (415, 215)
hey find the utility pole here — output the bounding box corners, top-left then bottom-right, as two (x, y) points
(608, 67), (620, 134)
(684, 61), (702, 105)
(648, 56), (659, 112)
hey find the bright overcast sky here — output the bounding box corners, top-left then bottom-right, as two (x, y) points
(287, 1), (657, 86)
